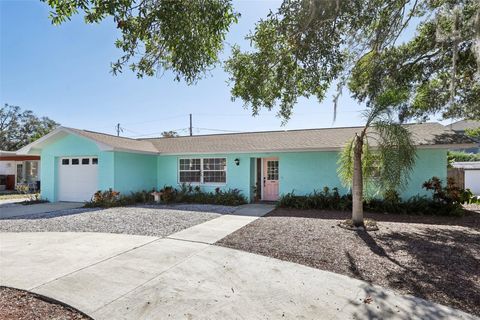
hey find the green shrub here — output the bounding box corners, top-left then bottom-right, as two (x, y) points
(278, 188), (352, 211)
(448, 151), (480, 164)
(278, 178), (472, 216)
(174, 183), (247, 206)
(84, 189), (154, 208)
(84, 185), (247, 208)
(159, 185), (176, 203)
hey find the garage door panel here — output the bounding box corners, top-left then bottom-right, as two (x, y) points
(465, 170), (480, 195)
(58, 157), (99, 202)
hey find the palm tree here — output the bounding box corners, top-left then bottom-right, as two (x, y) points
(338, 106), (417, 227)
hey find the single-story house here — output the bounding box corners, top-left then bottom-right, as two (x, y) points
(17, 123), (474, 202)
(446, 120), (480, 153)
(450, 161), (480, 195)
(0, 150), (41, 192)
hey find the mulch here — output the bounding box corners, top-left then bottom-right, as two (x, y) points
(216, 208), (480, 316)
(0, 287), (91, 320)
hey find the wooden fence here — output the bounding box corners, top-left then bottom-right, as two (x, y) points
(448, 167), (465, 189)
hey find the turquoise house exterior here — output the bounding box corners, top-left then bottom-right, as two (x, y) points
(17, 124), (472, 203)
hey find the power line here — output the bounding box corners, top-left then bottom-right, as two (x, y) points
(127, 128), (189, 138)
(194, 127), (246, 133)
(121, 114), (189, 126)
(115, 123), (124, 136)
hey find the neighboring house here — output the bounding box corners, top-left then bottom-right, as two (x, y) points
(17, 123), (474, 202)
(446, 120), (480, 153)
(0, 150), (41, 192)
(450, 161), (480, 195)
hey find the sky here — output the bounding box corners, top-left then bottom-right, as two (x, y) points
(0, 0), (443, 138)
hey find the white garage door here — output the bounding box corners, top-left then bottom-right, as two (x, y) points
(58, 157), (99, 202)
(465, 170), (480, 195)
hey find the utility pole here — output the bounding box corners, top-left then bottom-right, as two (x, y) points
(189, 114), (193, 136)
(116, 123), (123, 136)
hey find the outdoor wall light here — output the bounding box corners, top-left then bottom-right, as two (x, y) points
(234, 158), (240, 166)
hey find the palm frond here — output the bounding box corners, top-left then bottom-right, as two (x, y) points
(337, 138), (354, 188)
(372, 120), (417, 192)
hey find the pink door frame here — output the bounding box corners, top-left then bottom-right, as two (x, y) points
(262, 157), (279, 201)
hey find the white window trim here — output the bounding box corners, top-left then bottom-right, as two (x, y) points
(177, 157), (227, 186)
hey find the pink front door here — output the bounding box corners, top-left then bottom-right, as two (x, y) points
(263, 158), (279, 201)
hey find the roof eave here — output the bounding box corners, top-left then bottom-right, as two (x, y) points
(110, 147), (159, 155)
(16, 127), (116, 155)
(154, 143), (476, 156)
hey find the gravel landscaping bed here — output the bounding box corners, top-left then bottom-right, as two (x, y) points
(217, 208), (480, 316)
(0, 286), (90, 320)
(0, 205), (230, 237)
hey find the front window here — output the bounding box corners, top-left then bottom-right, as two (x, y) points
(16, 164), (23, 183)
(179, 158), (201, 183)
(203, 158), (226, 183)
(179, 158), (226, 184)
(28, 161), (39, 182)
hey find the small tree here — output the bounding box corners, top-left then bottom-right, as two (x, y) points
(0, 104), (59, 151)
(337, 106), (417, 226)
(161, 130), (179, 138)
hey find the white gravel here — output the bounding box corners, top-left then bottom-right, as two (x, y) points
(0, 204), (236, 237)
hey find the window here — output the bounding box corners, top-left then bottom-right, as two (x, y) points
(179, 158), (201, 183)
(82, 158), (90, 165)
(179, 158), (226, 184)
(267, 160), (279, 180)
(72, 159), (79, 165)
(62, 159), (69, 165)
(203, 158), (226, 183)
(92, 158), (98, 165)
(26, 161), (39, 182)
(16, 163), (23, 183)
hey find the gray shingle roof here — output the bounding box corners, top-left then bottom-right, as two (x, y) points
(142, 123), (473, 154)
(447, 120), (480, 132)
(59, 122), (474, 155)
(66, 128), (158, 153)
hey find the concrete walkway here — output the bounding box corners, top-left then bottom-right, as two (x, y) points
(0, 201), (84, 219)
(0, 205), (475, 320)
(167, 204), (275, 244)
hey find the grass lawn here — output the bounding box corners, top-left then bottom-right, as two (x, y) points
(217, 207), (480, 316)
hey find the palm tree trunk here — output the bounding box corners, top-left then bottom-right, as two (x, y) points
(352, 133), (364, 226)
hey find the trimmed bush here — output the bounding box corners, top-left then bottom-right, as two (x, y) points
(171, 184), (247, 206)
(84, 189), (154, 208)
(278, 177), (475, 216)
(84, 185), (247, 208)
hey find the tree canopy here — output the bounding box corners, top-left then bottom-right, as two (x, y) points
(43, 0), (479, 121)
(227, 0), (479, 122)
(161, 130), (179, 138)
(0, 104), (59, 151)
(44, 0), (238, 83)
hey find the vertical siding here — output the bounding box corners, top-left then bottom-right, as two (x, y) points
(113, 152), (157, 194)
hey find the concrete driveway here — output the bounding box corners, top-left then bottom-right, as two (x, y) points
(0, 207), (475, 320)
(0, 201), (83, 219)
